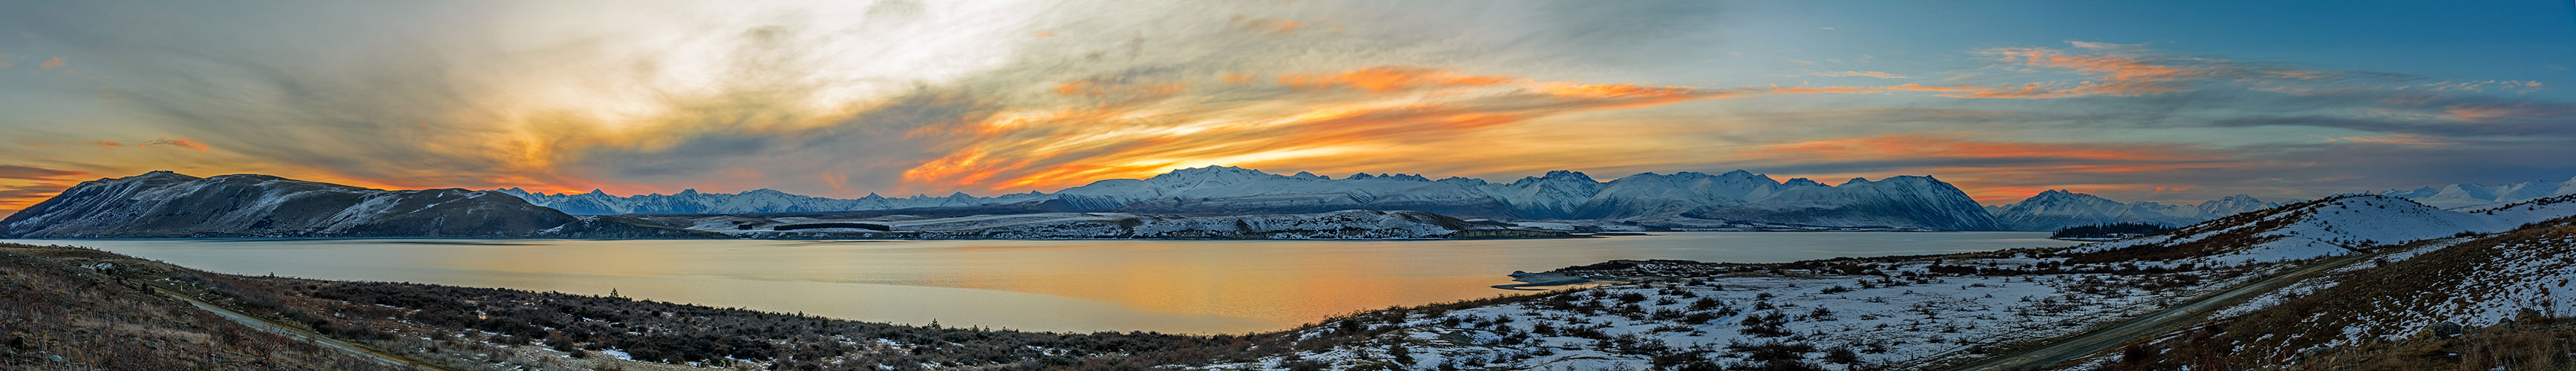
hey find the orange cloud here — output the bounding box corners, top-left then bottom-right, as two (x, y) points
(140, 137), (209, 151)
(1532, 83), (1719, 108)
(89, 140), (121, 148)
(1987, 47), (2199, 82)
(1033, 31), (1056, 37)
(1811, 70), (1907, 79)
(2327, 134), (2441, 146)
(1053, 80), (1186, 97)
(2441, 103), (2566, 122)
(903, 69), (1759, 191)
(1943, 43), (2325, 99)
(1736, 133), (2241, 203)
(0, 165), (91, 214)
(41, 56), (63, 68)
(1752, 133), (2216, 162)
(1233, 16), (1305, 33)
(903, 63), (2252, 193)
(1220, 73), (1253, 84)
(1278, 66), (1515, 93)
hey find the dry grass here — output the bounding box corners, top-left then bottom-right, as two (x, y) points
(0, 243), (408, 370)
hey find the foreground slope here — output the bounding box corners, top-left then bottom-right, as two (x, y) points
(2096, 214), (2576, 370)
(1194, 194), (2576, 370)
(2057, 194), (2576, 265)
(0, 244), (413, 370)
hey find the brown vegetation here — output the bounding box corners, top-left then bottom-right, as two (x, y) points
(0, 244), (409, 370)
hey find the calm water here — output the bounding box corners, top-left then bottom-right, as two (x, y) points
(7, 232), (2072, 334)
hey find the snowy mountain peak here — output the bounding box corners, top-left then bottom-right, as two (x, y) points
(2374, 177), (2576, 210)
(1993, 189), (2281, 232)
(1435, 177), (1488, 186)
(1513, 170), (1598, 186)
(483, 166), (2016, 231)
(1145, 165), (1285, 186)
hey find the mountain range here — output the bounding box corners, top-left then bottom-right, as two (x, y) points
(506, 168), (2576, 232)
(2371, 176), (2576, 210)
(15, 168), (2576, 237)
(0, 171), (1554, 240)
(503, 166), (2006, 231)
(1986, 190), (2284, 231)
(0, 171), (712, 238)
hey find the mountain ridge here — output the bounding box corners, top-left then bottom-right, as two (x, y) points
(1990, 189), (2284, 231)
(0, 171), (713, 238)
(497, 165), (2009, 231)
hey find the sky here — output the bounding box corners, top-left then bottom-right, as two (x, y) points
(1, 1), (2572, 214)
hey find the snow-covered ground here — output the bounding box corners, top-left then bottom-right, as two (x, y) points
(1206, 256), (2255, 370)
(2297, 226), (2576, 347)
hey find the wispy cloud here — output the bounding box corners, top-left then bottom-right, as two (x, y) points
(1810, 70), (1906, 79)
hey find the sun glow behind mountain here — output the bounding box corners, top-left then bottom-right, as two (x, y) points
(0, 1), (2571, 216)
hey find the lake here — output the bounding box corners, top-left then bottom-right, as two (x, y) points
(5, 232), (2075, 334)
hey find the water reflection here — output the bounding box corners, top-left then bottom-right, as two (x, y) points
(8, 232), (2073, 334)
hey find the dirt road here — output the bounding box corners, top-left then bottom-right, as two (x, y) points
(1933, 252), (2378, 370)
(157, 288), (454, 370)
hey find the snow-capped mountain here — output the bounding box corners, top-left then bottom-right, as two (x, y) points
(1989, 190), (2284, 231)
(492, 188), (1048, 215)
(1671, 175), (2001, 231)
(0, 171), (709, 238)
(1047, 165), (1519, 217)
(497, 166), (2010, 231)
(644, 209), (1564, 240)
(2373, 176), (2576, 209)
(1050, 166), (2002, 230)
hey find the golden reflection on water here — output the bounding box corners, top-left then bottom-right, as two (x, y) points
(21, 232), (2073, 334)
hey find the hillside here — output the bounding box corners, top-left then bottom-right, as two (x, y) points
(2056, 195), (2576, 265)
(1989, 190), (2281, 232)
(2093, 215), (2576, 370)
(0, 244), (413, 370)
(0, 171), (714, 239)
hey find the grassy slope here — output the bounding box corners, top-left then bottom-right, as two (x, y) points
(0, 244), (409, 370)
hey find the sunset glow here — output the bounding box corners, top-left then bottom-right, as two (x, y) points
(1, 1), (2571, 215)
